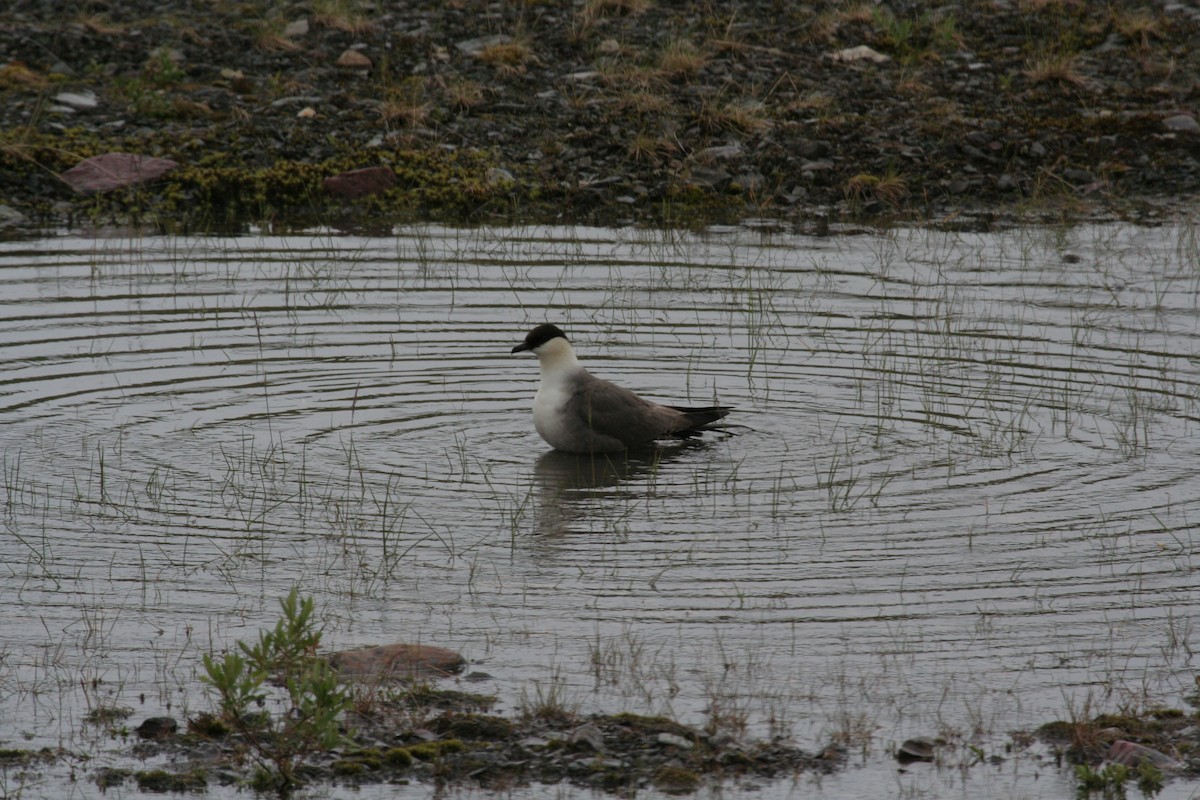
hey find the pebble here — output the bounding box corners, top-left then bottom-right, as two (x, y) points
(1062, 168), (1095, 184)
(569, 723), (605, 751)
(826, 45), (890, 64)
(284, 18), (309, 38)
(336, 49), (372, 69)
(486, 167), (515, 185)
(897, 736), (936, 762)
(456, 34), (511, 56)
(54, 91), (98, 110)
(685, 167), (730, 190)
(656, 733), (694, 749)
(0, 205), (29, 229)
(696, 144), (743, 161)
(1163, 114), (1199, 133)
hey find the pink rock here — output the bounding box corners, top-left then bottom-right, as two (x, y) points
(328, 643), (465, 679)
(59, 153), (179, 194)
(323, 165), (395, 198)
(1105, 740), (1181, 770)
(336, 49), (371, 69)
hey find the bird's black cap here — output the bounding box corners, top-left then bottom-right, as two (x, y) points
(512, 323), (568, 354)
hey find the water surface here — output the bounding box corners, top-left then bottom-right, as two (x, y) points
(1, 222), (1198, 798)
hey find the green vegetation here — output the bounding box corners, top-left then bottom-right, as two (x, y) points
(200, 588), (353, 793)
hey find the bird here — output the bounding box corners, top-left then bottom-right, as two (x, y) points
(511, 323), (733, 453)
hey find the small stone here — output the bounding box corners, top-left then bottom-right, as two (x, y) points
(569, 723), (605, 751)
(597, 38), (621, 55)
(696, 144), (743, 162)
(996, 174), (1017, 191)
(825, 45), (890, 64)
(1028, 141), (1047, 158)
(456, 34), (511, 56)
(1062, 168), (1094, 184)
(219, 68), (244, 80)
(323, 166), (396, 198)
(54, 91), (98, 110)
(0, 204), (29, 229)
(336, 49), (371, 69)
(297, 106), (316, 119)
(486, 167), (515, 186)
(898, 736), (936, 762)
(135, 717), (178, 740)
(800, 159), (834, 172)
(283, 18), (309, 38)
(656, 732), (694, 749)
(1163, 114), (1199, 133)
(685, 167), (731, 191)
(1106, 740), (1182, 770)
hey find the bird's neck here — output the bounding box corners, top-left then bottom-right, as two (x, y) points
(536, 338), (581, 380)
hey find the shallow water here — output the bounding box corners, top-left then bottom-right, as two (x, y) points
(1, 222), (1198, 798)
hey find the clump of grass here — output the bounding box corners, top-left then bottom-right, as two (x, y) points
(1111, 8), (1162, 48)
(1023, 53), (1087, 87)
(477, 40), (535, 74)
(699, 98), (769, 133)
(381, 79), (432, 126)
(656, 39), (707, 78)
(845, 171), (909, 206)
(312, 0), (376, 34)
(252, 17), (302, 52)
(0, 62), (48, 89)
(77, 14), (125, 36)
(441, 78), (486, 110)
(626, 131), (677, 165)
(579, 0), (652, 26)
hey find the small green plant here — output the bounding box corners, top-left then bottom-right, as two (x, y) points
(1075, 759), (1163, 799)
(201, 588), (352, 794)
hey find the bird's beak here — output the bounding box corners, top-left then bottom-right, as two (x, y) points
(511, 342), (531, 354)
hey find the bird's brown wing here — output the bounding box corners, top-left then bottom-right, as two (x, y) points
(565, 373), (688, 448)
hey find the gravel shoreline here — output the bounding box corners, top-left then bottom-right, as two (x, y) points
(2, 0), (1200, 232)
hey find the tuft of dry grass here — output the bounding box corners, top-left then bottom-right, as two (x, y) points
(579, 0), (652, 26)
(0, 62), (48, 89)
(1023, 53), (1087, 87)
(381, 78), (432, 126)
(845, 172), (909, 206)
(626, 132), (677, 165)
(441, 78), (487, 110)
(655, 39), (708, 78)
(613, 89), (673, 116)
(478, 41), (535, 74)
(699, 98), (769, 133)
(77, 14), (125, 36)
(312, 0), (376, 34)
(1111, 8), (1162, 48)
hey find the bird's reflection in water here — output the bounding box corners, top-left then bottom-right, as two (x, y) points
(531, 440), (711, 537)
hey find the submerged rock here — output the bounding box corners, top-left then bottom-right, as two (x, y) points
(897, 736), (937, 762)
(1105, 740), (1182, 771)
(135, 716), (178, 740)
(329, 643), (465, 679)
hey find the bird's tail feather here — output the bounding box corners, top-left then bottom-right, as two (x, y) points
(670, 405), (734, 430)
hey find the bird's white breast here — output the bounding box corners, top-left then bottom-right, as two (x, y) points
(531, 370), (578, 450)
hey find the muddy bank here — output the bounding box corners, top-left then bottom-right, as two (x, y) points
(2, 0), (1199, 232)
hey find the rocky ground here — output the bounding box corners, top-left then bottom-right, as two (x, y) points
(2, 0), (1200, 232)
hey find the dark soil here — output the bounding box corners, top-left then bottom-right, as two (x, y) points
(2, 0), (1200, 232)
